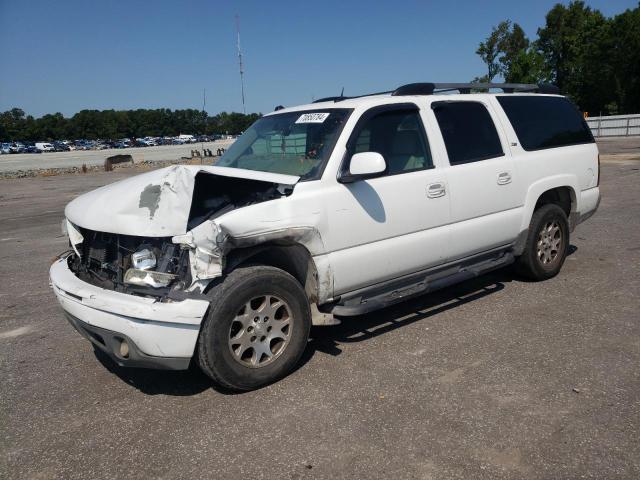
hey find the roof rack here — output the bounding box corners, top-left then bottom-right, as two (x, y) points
(312, 90), (393, 104)
(392, 82), (560, 96)
(311, 83), (560, 103)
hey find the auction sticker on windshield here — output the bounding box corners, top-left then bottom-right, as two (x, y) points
(295, 112), (331, 124)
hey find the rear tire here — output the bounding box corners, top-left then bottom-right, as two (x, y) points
(197, 265), (311, 391)
(515, 204), (569, 281)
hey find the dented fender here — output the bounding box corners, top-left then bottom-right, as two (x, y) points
(172, 221), (334, 302)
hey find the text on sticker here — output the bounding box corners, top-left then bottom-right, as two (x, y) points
(295, 113), (330, 124)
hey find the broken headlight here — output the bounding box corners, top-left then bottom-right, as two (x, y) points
(131, 248), (156, 270)
(124, 269), (177, 288)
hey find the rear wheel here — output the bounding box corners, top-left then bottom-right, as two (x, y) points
(197, 265), (311, 391)
(515, 204), (569, 281)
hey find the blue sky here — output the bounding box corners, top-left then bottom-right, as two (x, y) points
(0, 0), (636, 117)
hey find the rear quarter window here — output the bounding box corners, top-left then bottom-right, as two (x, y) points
(497, 96), (594, 151)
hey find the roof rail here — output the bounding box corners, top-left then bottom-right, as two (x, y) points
(392, 83), (560, 96)
(312, 90), (393, 104)
(309, 83), (560, 105)
(312, 96), (350, 103)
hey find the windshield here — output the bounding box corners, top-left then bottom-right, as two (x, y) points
(215, 108), (351, 180)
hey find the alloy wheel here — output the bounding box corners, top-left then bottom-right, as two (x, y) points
(228, 295), (293, 368)
(536, 220), (563, 265)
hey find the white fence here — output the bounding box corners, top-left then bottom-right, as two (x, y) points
(586, 114), (640, 137)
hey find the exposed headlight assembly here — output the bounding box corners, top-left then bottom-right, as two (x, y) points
(131, 248), (156, 270)
(124, 269), (176, 288)
(124, 247), (176, 288)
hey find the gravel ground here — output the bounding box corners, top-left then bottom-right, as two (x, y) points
(0, 153), (639, 479)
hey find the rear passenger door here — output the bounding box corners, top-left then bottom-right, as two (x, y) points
(431, 99), (524, 259)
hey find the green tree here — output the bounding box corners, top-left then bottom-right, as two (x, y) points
(507, 48), (552, 84)
(0, 108), (26, 141)
(476, 21), (511, 81)
(474, 2), (640, 114)
(499, 23), (530, 81)
(536, 1), (611, 112)
(608, 5), (640, 113)
(476, 20), (545, 84)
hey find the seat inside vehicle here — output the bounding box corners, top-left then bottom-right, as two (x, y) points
(388, 129), (426, 174)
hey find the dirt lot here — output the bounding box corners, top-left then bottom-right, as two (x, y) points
(1, 153), (639, 479)
(0, 140), (233, 175)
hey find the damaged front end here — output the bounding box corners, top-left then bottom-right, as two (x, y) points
(62, 165), (301, 299)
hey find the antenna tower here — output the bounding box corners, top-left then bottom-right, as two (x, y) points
(235, 15), (246, 114)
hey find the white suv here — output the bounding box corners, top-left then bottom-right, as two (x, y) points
(50, 82), (600, 390)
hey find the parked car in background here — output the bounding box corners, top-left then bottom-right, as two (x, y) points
(8, 142), (25, 153)
(53, 141), (71, 152)
(23, 142), (41, 153)
(60, 140), (76, 150)
(135, 138), (156, 147)
(35, 142), (55, 152)
(2, 132), (224, 153)
(1, 143), (11, 154)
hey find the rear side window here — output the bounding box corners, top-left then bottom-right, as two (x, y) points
(432, 101), (504, 165)
(497, 96), (594, 151)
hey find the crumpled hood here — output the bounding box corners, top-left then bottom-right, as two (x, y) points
(65, 165), (299, 237)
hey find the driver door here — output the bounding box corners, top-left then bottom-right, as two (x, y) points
(321, 104), (451, 295)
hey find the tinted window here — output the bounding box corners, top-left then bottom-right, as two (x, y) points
(351, 109), (432, 175)
(432, 101), (504, 165)
(497, 96), (594, 151)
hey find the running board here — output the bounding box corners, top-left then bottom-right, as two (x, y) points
(329, 252), (514, 316)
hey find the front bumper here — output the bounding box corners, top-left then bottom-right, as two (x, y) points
(49, 256), (210, 369)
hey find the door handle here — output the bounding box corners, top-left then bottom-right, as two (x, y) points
(497, 171), (512, 185)
(427, 182), (446, 198)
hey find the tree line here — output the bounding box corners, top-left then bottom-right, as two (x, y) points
(475, 1), (640, 115)
(0, 108), (262, 142)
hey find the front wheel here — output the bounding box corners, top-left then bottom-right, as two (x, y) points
(197, 265), (311, 391)
(515, 203), (570, 281)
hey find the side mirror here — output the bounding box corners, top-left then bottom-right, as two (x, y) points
(339, 152), (386, 183)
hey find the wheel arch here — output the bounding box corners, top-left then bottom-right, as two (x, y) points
(513, 177), (579, 256)
(223, 241), (333, 305)
(519, 176), (579, 233)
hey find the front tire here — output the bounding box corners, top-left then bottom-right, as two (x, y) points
(515, 203), (570, 281)
(197, 265), (311, 391)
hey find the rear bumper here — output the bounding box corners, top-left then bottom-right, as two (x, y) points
(49, 256), (210, 369)
(578, 186), (601, 225)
